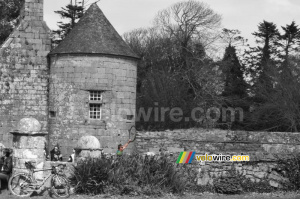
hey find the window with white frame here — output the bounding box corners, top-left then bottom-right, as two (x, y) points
(89, 91), (103, 119)
(90, 91), (102, 101)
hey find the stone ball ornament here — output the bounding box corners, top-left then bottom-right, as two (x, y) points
(76, 135), (101, 149)
(17, 118), (42, 134)
(75, 136), (102, 159)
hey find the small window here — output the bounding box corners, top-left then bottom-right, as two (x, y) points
(89, 104), (101, 119)
(89, 91), (103, 120)
(50, 111), (56, 118)
(90, 91), (102, 101)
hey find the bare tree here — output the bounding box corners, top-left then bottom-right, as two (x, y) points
(154, 0), (222, 66)
(123, 1), (225, 130)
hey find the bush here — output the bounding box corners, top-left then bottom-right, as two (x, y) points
(214, 176), (243, 194)
(70, 154), (188, 196)
(277, 154), (300, 190)
(213, 165), (276, 194)
(70, 156), (112, 195)
(213, 167), (243, 194)
(241, 178), (275, 193)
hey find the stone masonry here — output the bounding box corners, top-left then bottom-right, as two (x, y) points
(0, 0), (51, 147)
(48, 4), (139, 157)
(0, 1), (138, 156)
(48, 55), (137, 156)
(135, 128), (300, 187)
(11, 118), (47, 180)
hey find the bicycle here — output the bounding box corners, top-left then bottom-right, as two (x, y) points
(8, 161), (70, 198)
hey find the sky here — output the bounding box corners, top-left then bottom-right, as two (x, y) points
(44, 0), (300, 46)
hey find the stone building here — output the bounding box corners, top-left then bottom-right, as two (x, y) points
(0, 0), (138, 157)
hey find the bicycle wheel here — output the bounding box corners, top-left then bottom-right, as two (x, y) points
(8, 173), (34, 197)
(51, 175), (70, 198)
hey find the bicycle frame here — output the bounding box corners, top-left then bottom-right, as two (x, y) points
(24, 166), (63, 191)
(10, 162), (70, 198)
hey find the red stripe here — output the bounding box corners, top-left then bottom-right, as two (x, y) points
(185, 152), (193, 163)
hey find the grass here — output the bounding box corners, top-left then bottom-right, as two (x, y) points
(1, 188), (300, 199)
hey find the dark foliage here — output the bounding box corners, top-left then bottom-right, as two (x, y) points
(70, 155), (190, 196)
(53, 2), (84, 43)
(213, 167), (275, 194)
(219, 45), (249, 130)
(213, 169), (243, 194)
(278, 154), (300, 190)
(221, 46), (248, 98)
(0, 0), (23, 45)
(241, 178), (276, 193)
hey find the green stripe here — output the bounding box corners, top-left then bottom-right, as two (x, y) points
(176, 152), (183, 163)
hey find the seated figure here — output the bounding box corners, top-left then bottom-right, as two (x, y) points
(0, 148), (13, 193)
(67, 149), (75, 163)
(50, 146), (63, 161)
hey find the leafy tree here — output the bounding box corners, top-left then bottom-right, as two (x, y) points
(243, 21), (300, 132)
(221, 46), (247, 98)
(260, 23), (300, 132)
(219, 29), (248, 99)
(243, 21), (280, 87)
(251, 21), (280, 91)
(218, 32), (249, 129)
(253, 21), (280, 62)
(124, 25), (226, 130)
(247, 55), (300, 132)
(280, 21), (300, 59)
(0, 0), (23, 45)
(53, 1), (84, 42)
(220, 28), (246, 47)
(278, 21), (300, 78)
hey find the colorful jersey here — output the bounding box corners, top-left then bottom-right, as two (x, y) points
(116, 150), (123, 156)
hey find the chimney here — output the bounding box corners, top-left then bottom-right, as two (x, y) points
(20, 0), (44, 21)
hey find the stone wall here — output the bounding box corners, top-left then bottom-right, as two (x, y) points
(0, 0), (51, 147)
(135, 129), (300, 187)
(48, 55), (137, 156)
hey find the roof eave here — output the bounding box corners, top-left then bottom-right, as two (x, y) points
(48, 52), (140, 61)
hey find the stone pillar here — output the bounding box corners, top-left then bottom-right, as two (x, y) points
(11, 118), (47, 180)
(0, 0), (50, 148)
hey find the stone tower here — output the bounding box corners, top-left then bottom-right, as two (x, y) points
(48, 4), (139, 155)
(0, 0), (51, 147)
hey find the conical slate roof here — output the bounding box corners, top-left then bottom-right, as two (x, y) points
(50, 4), (139, 59)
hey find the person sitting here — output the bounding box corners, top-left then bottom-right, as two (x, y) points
(50, 146), (63, 161)
(67, 149), (75, 163)
(116, 139), (131, 156)
(0, 148), (13, 193)
(44, 145), (50, 160)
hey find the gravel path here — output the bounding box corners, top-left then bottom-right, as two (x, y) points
(1, 187), (300, 199)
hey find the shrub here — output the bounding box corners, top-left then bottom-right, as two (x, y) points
(213, 165), (276, 194)
(213, 167), (243, 194)
(194, 184), (215, 193)
(277, 154), (300, 190)
(241, 178), (275, 193)
(70, 154), (188, 196)
(214, 175), (275, 194)
(70, 156), (112, 195)
(214, 176), (243, 194)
